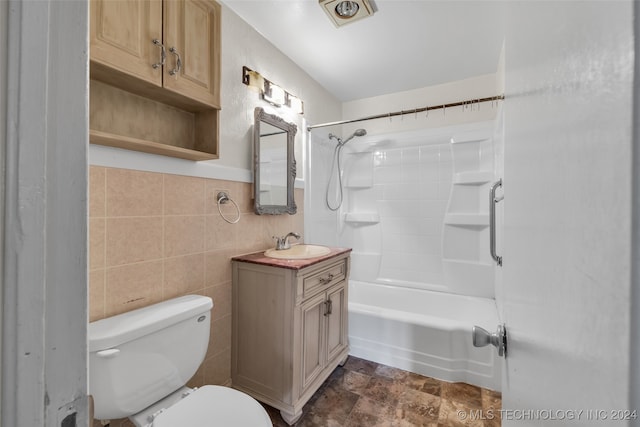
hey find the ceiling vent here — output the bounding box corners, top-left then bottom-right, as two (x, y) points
(319, 0), (374, 27)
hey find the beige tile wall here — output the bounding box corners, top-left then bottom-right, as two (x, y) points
(90, 166), (304, 426)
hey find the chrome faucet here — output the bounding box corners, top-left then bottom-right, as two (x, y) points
(273, 232), (300, 250)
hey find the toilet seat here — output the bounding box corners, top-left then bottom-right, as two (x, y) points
(151, 385), (272, 427)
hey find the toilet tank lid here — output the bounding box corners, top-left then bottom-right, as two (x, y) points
(89, 295), (213, 352)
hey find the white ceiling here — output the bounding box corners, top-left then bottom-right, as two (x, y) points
(222, 0), (506, 102)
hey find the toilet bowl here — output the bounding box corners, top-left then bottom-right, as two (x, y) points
(129, 385), (271, 427)
(89, 295), (271, 427)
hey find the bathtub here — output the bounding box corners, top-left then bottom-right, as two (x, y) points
(348, 280), (502, 391)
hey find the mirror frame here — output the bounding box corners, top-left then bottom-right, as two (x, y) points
(253, 107), (297, 215)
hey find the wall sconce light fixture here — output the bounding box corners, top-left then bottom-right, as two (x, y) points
(242, 66), (304, 114)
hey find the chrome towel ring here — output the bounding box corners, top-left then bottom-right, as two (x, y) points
(217, 192), (240, 224)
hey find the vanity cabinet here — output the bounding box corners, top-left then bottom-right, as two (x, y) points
(89, 0), (221, 160)
(231, 249), (351, 425)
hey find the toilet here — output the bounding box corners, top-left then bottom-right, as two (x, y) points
(89, 295), (272, 427)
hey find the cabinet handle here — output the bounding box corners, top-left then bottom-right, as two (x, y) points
(168, 47), (182, 76)
(319, 273), (334, 285)
(323, 300), (333, 316)
(151, 39), (165, 69)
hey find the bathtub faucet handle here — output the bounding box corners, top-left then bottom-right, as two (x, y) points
(472, 324), (507, 357)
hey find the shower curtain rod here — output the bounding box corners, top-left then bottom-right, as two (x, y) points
(306, 94), (505, 131)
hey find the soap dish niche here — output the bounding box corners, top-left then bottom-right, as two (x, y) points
(344, 212), (380, 225)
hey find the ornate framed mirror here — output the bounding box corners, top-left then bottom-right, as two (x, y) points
(253, 107), (297, 215)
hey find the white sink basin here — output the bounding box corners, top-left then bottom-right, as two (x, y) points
(264, 244), (331, 260)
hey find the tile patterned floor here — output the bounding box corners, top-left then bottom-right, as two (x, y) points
(262, 356), (502, 427)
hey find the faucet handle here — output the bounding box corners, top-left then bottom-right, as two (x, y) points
(272, 235), (286, 250)
(273, 232), (300, 250)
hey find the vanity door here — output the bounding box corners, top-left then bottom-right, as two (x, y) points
(325, 282), (347, 364)
(300, 292), (326, 393)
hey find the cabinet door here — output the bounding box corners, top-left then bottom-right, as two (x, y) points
(90, 0), (163, 86)
(300, 292), (326, 393)
(163, 0), (221, 108)
(326, 282), (348, 363)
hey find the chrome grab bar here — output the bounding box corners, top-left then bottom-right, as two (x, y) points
(490, 179), (503, 266)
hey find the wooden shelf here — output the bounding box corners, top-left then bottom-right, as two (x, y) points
(89, 80), (219, 161)
(90, 130), (217, 161)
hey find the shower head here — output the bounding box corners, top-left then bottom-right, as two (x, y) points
(340, 128), (367, 145)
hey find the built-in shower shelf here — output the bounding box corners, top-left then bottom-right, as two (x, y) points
(345, 183), (373, 189)
(344, 212), (380, 224)
(453, 171), (494, 185)
(444, 213), (489, 226)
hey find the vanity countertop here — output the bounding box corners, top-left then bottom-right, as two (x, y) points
(231, 246), (351, 270)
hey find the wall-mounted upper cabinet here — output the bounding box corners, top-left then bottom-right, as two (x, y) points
(91, 0), (221, 111)
(163, 0), (221, 108)
(89, 0), (221, 160)
(90, 0), (163, 89)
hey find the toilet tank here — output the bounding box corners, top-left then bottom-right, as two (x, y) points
(89, 295), (213, 420)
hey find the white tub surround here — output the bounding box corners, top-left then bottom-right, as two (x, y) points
(307, 120), (504, 390)
(442, 128), (499, 298)
(313, 121), (499, 297)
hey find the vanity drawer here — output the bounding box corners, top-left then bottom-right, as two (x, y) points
(302, 260), (347, 299)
